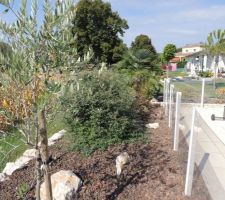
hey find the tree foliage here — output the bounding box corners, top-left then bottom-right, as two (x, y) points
(72, 0), (129, 64)
(61, 69), (143, 154)
(117, 49), (160, 71)
(131, 34), (157, 54)
(162, 43), (176, 63)
(0, 41), (12, 58)
(0, 0), (81, 199)
(206, 29), (225, 89)
(206, 29), (225, 56)
(117, 34), (160, 71)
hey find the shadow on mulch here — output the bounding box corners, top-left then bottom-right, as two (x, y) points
(0, 105), (212, 200)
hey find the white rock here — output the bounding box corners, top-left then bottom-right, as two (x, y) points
(179, 124), (185, 131)
(0, 173), (6, 182)
(176, 76), (184, 80)
(1, 130), (65, 178)
(2, 149), (37, 176)
(116, 152), (130, 176)
(48, 140), (56, 146)
(40, 170), (82, 200)
(48, 130), (66, 146)
(23, 149), (37, 158)
(145, 123), (159, 129)
(2, 161), (26, 176)
(150, 98), (160, 105)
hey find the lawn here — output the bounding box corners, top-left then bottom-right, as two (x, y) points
(0, 112), (66, 171)
(168, 69), (188, 78)
(172, 79), (225, 103)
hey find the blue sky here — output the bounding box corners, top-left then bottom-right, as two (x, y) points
(1, 0), (225, 52)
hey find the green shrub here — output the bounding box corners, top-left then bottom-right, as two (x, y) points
(198, 71), (214, 77)
(61, 70), (144, 154)
(177, 60), (187, 68)
(133, 70), (162, 98)
(116, 69), (162, 98)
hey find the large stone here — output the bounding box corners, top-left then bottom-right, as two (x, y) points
(48, 129), (66, 146)
(22, 149), (37, 158)
(2, 149), (37, 176)
(145, 123), (159, 129)
(40, 170), (82, 200)
(2, 161), (26, 176)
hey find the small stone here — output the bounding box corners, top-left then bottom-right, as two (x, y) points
(40, 170), (82, 200)
(176, 76), (184, 80)
(179, 124), (185, 131)
(150, 98), (158, 103)
(165, 174), (177, 188)
(145, 123), (159, 129)
(116, 152), (130, 176)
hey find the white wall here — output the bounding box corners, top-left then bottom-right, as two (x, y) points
(182, 46), (203, 53)
(186, 55), (225, 73)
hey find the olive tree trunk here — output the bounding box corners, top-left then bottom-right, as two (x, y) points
(35, 149), (42, 200)
(38, 109), (53, 200)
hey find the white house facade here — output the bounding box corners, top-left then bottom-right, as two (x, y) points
(185, 51), (225, 75)
(182, 43), (204, 54)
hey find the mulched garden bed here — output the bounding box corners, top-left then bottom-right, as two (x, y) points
(0, 105), (211, 200)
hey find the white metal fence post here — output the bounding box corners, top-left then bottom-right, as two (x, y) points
(168, 84), (174, 127)
(185, 107), (197, 196)
(201, 78), (205, 108)
(163, 78), (166, 106)
(173, 92), (182, 151)
(165, 78), (170, 117)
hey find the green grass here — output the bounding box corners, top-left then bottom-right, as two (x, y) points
(0, 112), (66, 171)
(168, 70), (188, 78)
(0, 131), (28, 171)
(173, 79), (225, 102)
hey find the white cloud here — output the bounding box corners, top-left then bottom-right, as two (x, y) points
(172, 5), (225, 21)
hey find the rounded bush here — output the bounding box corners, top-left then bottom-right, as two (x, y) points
(61, 70), (143, 154)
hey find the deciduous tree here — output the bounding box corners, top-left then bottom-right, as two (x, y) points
(72, 0), (128, 64)
(162, 43), (176, 77)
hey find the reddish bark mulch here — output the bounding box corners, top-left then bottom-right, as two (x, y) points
(0, 106), (211, 200)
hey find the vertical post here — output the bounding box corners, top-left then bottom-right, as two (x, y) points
(168, 84), (174, 127)
(163, 79), (166, 106)
(201, 78), (205, 108)
(174, 92), (182, 151)
(164, 78), (168, 114)
(165, 78), (170, 117)
(185, 108), (197, 196)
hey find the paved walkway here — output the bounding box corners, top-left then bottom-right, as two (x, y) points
(179, 103), (225, 200)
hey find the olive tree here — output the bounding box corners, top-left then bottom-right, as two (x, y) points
(0, 0), (81, 199)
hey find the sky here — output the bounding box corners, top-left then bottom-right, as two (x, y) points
(1, 0), (225, 52)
